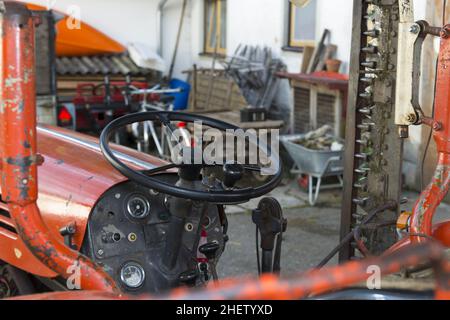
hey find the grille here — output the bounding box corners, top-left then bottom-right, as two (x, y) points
(316, 93), (336, 128)
(0, 197), (17, 235)
(293, 87), (311, 133)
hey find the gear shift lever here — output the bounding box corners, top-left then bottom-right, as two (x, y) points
(223, 162), (244, 189)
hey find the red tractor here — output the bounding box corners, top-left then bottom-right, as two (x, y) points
(0, 1), (286, 298)
(0, 1), (449, 301)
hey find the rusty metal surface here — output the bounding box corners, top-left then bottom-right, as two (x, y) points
(159, 242), (450, 300)
(0, 125), (170, 277)
(9, 242), (450, 300)
(340, 0), (404, 262)
(407, 27), (450, 244)
(0, 132), (170, 283)
(0, 1), (118, 292)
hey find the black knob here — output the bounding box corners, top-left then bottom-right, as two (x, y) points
(178, 269), (199, 287)
(223, 162), (244, 188)
(199, 242), (220, 260)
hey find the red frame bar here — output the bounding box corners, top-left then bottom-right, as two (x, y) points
(0, 2), (117, 292)
(409, 25), (450, 243)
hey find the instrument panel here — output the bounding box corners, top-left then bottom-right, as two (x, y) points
(81, 174), (225, 293)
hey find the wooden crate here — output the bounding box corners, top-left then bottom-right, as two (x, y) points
(186, 69), (248, 112)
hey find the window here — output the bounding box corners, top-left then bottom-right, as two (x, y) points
(288, 0), (317, 48)
(204, 0), (227, 55)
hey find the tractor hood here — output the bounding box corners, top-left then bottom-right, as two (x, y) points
(0, 125), (169, 277)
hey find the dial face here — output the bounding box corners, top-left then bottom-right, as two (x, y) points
(120, 262), (145, 288)
(126, 195), (150, 219)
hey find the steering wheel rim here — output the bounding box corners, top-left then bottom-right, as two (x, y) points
(100, 111), (282, 203)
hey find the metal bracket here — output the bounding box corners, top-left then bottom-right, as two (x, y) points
(395, 0), (420, 127)
(395, 9), (444, 129)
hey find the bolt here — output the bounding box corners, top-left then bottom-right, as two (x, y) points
(185, 223), (194, 232)
(406, 114), (416, 123)
(440, 26), (450, 39)
(128, 233), (137, 242)
(114, 193), (121, 199)
(36, 154), (45, 166)
(410, 24), (420, 34)
(433, 122), (443, 131)
(97, 249), (104, 256)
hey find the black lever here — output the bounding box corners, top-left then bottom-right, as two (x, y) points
(199, 242), (220, 259)
(199, 242), (220, 281)
(252, 198), (286, 275)
(223, 162), (244, 189)
(178, 269), (199, 287)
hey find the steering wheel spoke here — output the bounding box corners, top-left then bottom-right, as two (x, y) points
(141, 163), (180, 176)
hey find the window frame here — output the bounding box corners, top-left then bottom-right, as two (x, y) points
(204, 0), (227, 55)
(287, 2), (316, 49)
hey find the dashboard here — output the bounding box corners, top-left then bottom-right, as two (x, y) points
(81, 173), (225, 294)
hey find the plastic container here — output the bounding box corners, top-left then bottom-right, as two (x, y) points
(167, 78), (191, 110)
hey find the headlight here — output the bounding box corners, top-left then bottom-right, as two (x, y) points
(120, 262), (145, 289)
(126, 195), (150, 219)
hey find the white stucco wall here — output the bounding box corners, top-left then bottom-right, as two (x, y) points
(22, 0), (368, 79)
(21, 0), (160, 51)
(21, 0), (429, 80)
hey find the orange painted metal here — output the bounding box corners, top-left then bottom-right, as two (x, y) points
(10, 242), (450, 300)
(0, 125), (169, 278)
(384, 220), (450, 255)
(25, 3), (125, 56)
(160, 242), (450, 300)
(408, 27), (450, 244)
(432, 221), (450, 247)
(0, 2), (447, 300)
(0, 2), (117, 292)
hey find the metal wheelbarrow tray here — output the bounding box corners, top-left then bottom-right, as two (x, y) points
(281, 134), (344, 206)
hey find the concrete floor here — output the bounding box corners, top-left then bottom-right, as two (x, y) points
(217, 182), (450, 279)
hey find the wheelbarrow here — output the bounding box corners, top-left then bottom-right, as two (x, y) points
(281, 134), (344, 206)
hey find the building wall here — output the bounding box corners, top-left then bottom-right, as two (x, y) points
(21, 0), (363, 78)
(21, 0), (438, 189)
(22, 0), (427, 79)
(21, 0), (160, 51)
(183, 0), (355, 77)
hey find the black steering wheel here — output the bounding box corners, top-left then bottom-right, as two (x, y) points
(99, 112), (282, 203)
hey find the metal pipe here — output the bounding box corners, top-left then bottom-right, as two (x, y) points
(157, 242), (450, 300)
(168, 0), (188, 80)
(410, 26), (450, 244)
(316, 201), (397, 268)
(0, 2), (117, 293)
(157, 0), (169, 56)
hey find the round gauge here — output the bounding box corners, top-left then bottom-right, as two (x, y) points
(126, 195), (150, 219)
(120, 262), (145, 289)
